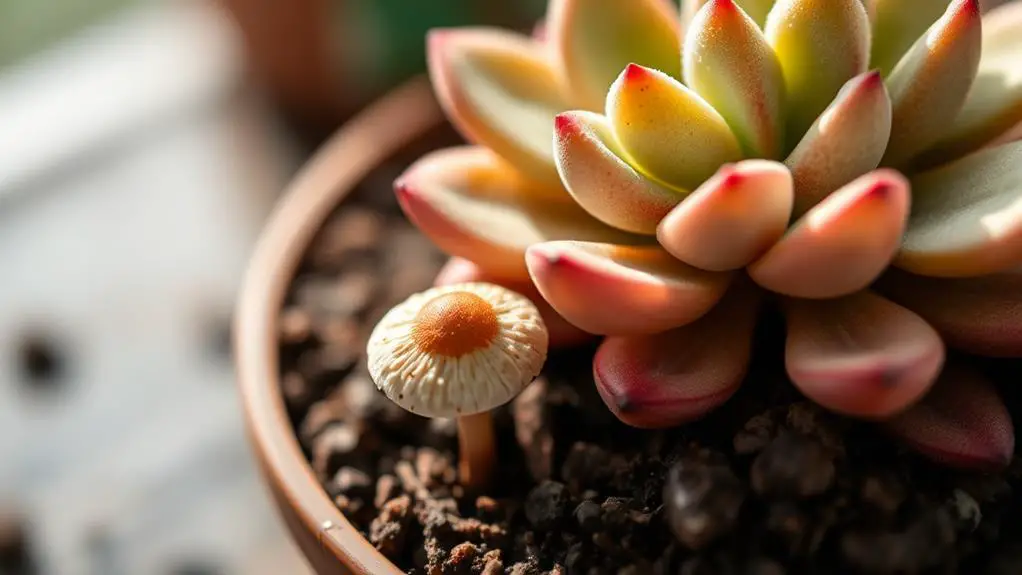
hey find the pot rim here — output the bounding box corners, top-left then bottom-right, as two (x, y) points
(234, 77), (443, 575)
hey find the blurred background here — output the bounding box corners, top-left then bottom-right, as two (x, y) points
(2, 0), (1017, 574)
(0, 0), (544, 573)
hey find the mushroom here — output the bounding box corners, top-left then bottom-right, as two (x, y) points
(366, 282), (549, 489)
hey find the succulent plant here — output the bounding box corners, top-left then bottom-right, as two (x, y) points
(394, 0), (1022, 469)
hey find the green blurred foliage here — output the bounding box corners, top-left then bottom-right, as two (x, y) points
(0, 0), (138, 69)
(330, 0), (549, 93)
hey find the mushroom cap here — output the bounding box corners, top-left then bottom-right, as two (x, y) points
(366, 282), (549, 418)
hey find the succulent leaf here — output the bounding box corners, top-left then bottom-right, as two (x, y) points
(427, 28), (567, 182)
(683, 0), (786, 159)
(553, 111), (685, 234)
(395, 146), (643, 279)
(917, 2), (1022, 165)
(434, 257), (595, 348)
(881, 0), (982, 167)
(884, 365), (1014, 469)
(784, 291), (944, 418)
(868, 0), (951, 76)
(657, 160), (794, 271)
(592, 287), (760, 428)
(749, 170), (911, 298)
(897, 140), (1022, 277)
(785, 71), (892, 215)
(764, 0), (871, 148)
(879, 267), (1022, 357)
(606, 64), (743, 190)
(548, 0), (681, 111)
(525, 241), (732, 335)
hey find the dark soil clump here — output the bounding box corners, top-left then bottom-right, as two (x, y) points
(279, 172), (1022, 574)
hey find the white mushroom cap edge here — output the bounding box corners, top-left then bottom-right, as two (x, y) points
(366, 282), (549, 418)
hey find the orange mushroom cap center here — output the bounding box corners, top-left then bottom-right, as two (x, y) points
(411, 291), (500, 358)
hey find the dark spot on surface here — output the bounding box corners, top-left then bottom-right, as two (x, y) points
(0, 511), (34, 574)
(15, 330), (67, 390)
(207, 314), (233, 362)
(165, 558), (225, 575)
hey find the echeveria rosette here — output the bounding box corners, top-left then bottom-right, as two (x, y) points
(394, 0), (1022, 469)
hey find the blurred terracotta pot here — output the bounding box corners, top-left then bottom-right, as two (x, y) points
(234, 78), (442, 574)
(218, 0), (342, 128)
(219, 0), (543, 130)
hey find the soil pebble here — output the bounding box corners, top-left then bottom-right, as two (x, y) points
(524, 481), (569, 531)
(663, 457), (745, 550)
(750, 431), (836, 499)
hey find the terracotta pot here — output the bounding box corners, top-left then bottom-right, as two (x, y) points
(234, 78), (443, 575)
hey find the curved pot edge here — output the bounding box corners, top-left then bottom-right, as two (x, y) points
(234, 77), (443, 575)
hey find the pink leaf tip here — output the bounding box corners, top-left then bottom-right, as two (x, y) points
(952, 0), (982, 17)
(554, 113), (579, 134)
(864, 181), (893, 200)
(861, 169), (907, 202)
(526, 246), (563, 270)
(393, 179), (413, 200)
(718, 164), (745, 188)
(426, 29), (453, 54)
(532, 19), (547, 42)
(861, 69), (883, 87)
(623, 63), (652, 83)
(709, 0), (739, 13)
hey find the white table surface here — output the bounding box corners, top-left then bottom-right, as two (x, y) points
(0, 1), (313, 573)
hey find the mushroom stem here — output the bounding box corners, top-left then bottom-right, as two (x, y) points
(456, 412), (497, 490)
